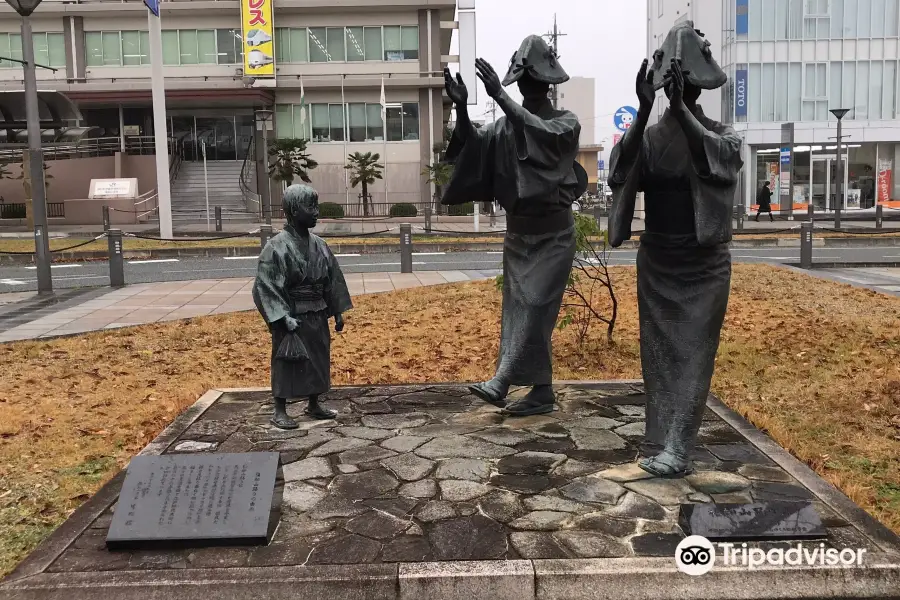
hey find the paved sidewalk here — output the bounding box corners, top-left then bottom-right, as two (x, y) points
(0, 270), (496, 343)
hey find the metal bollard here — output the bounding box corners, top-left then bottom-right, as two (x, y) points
(107, 228), (125, 287)
(215, 206), (223, 232)
(102, 205), (110, 232)
(735, 205), (744, 231)
(807, 202), (814, 223)
(400, 223), (413, 274)
(834, 205), (841, 230)
(424, 204), (432, 233)
(876, 204), (883, 229)
(800, 222), (813, 270)
(260, 224), (273, 249)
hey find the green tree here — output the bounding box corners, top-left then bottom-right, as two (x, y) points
(345, 151), (384, 217)
(268, 138), (318, 186)
(421, 162), (454, 204)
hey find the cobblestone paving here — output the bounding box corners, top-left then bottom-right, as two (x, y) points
(51, 383), (875, 571)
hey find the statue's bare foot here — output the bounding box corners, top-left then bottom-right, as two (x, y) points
(468, 380), (508, 409)
(271, 413), (299, 430)
(305, 404), (338, 420)
(503, 386), (555, 417)
(639, 451), (693, 479)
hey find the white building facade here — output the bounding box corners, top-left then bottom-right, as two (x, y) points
(648, 0), (900, 213)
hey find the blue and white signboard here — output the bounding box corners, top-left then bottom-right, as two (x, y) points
(779, 147), (791, 197)
(598, 159), (605, 170)
(614, 106), (638, 132)
(734, 69), (748, 117)
(736, 0), (749, 35)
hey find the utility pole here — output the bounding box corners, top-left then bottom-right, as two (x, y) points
(487, 100), (497, 123)
(543, 14), (566, 109)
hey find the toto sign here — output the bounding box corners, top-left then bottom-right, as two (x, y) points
(735, 69), (748, 117)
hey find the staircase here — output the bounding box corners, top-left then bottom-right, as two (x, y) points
(167, 160), (258, 224)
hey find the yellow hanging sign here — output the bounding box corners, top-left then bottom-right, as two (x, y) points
(241, 0), (275, 78)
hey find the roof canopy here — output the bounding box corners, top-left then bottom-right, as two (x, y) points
(0, 90), (83, 129)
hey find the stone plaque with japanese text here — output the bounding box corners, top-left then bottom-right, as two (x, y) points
(106, 453), (281, 550)
(679, 501), (826, 541)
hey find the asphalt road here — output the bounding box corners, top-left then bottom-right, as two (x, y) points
(2, 246), (900, 292)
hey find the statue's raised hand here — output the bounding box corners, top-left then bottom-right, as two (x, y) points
(444, 68), (468, 106)
(636, 59), (655, 114)
(475, 58), (503, 99)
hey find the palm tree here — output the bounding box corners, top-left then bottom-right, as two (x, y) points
(421, 162), (453, 204)
(268, 138), (318, 186)
(345, 151), (384, 217)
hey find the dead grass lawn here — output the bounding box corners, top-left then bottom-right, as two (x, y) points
(0, 264), (898, 577)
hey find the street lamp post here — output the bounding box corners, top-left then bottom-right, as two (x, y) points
(7, 0), (52, 293)
(830, 108), (850, 225)
(255, 109), (274, 225)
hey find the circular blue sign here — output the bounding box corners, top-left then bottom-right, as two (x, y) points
(614, 106), (638, 132)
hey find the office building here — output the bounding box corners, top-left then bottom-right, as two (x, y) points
(0, 0), (459, 220)
(647, 0), (900, 212)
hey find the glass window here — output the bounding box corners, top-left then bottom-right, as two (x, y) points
(32, 32), (49, 68)
(776, 63), (789, 120)
(140, 31), (150, 65)
(0, 34), (14, 68)
(857, 61), (870, 119)
(873, 0), (887, 35)
(888, 0), (900, 35)
(832, 0), (845, 36)
(763, 3), (777, 39)
(289, 28), (308, 63)
(385, 105), (403, 141)
(401, 102), (419, 140)
(329, 103), (345, 141)
(179, 30), (198, 64)
(312, 104), (330, 141)
(845, 0), (859, 34)
(762, 64), (776, 121)
(198, 30), (217, 64)
(870, 61), (883, 119)
(47, 32), (66, 67)
(842, 62), (857, 117)
(748, 0), (762, 40)
(102, 31), (122, 66)
(831, 61), (844, 108)
(883, 60), (896, 119)
(384, 26), (403, 60)
(348, 103), (367, 141)
(777, 0), (791, 38)
(367, 103), (384, 140)
(860, 0), (872, 35)
(790, 0), (806, 38)
(274, 28), (288, 63)
(309, 27), (328, 62)
(364, 26), (382, 61)
(162, 30), (180, 65)
(326, 27), (345, 62)
(122, 31), (141, 66)
(275, 104), (293, 139)
(217, 29), (239, 64)
(346, 27), (365, 62)
(401, 26), (419, 60)
(789, 62), (803, 120)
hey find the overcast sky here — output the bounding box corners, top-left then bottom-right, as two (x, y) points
(449, 0), (648, 156)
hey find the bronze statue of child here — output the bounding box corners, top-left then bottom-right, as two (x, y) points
(253, 184), (353, 430)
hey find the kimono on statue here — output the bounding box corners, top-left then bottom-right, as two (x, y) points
(442, 35), (587, 415)
(608, 21), (743, 477)
(253, 223), (352, 401)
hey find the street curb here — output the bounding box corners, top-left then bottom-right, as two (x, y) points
(3, 236), (900, 266)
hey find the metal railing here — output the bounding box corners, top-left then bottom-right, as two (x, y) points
(0, 136), (171, 163)
(239, 135), (261, 217)
(0, 201), (65, 219)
